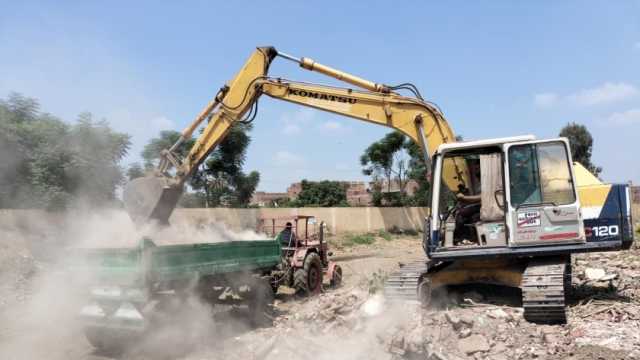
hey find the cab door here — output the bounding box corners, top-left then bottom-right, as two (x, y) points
(505, 139), (585, 246)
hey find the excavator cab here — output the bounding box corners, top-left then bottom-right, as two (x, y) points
(409, 135), (633, 323)
(426, 135), (588, 259)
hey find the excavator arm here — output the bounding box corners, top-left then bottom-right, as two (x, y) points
(123, 46), (463, 225)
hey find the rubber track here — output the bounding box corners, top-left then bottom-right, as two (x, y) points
(383, 260), (429, 301)
(521, 257), (568, 324)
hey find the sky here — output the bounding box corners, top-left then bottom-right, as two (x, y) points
(1, 1), (639, 192)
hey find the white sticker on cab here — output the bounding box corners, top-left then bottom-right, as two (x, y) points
(517, 210), (541, 228)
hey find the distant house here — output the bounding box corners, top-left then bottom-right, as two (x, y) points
(249, 191), (289, 207)
(372, 179), (420, 196)
(345, 181), (371, 206)
(287, 180), (373, 206)
(287, 182), (303, 200)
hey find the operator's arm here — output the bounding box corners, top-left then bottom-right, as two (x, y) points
(456, 193), (482, 204)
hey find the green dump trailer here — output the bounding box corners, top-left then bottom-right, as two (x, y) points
(76, 238), (282, 350)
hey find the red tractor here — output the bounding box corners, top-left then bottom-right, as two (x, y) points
(257, 215), (342, 295)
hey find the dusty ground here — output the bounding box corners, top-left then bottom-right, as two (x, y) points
(1, 228), (639, 360)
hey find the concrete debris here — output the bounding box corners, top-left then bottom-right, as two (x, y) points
(458, 328), (472, 338)
(445, 311), (462, 330)
(457, 334), (490, 354)
(584, 267), (606, 281)
(487, 308), (511, 320)
(600, 273), (618, 281)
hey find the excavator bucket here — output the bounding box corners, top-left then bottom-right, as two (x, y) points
(123, 175), (183, 225)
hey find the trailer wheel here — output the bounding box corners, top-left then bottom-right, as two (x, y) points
(294, 253), (322, 296)
(250, 279), (274, 308)
(84, 327), (136, 354)
(249, 279), (274, 325)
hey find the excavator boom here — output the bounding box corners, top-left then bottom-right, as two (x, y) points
(123, 46), (461, 225)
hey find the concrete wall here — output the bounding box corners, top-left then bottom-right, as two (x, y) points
(2, 203), (635, 238)
(0, 207), (430, 237)
(171, 207), (429, 234)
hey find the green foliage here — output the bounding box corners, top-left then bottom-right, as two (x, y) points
(126, 163), (145, 181)
(178, 191), (208, 208)
(344, 233), (376, 246)
(289, 180), (349, 207)
(232, 170), (260, 206)
(388, 225), (420, 236)
(141, 123), (260, 207)
(361, 131), (430, 206)
(0, 93), (130, 210)
(360, 132), (405, 177)
(142, 130), (195, 170)
(559, 122), (602, 176)
(377, 230), (392, 241)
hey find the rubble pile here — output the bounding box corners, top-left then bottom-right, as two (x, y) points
(384, 304), (563, 359)
(566, 249), (640, 357)
(239, 247), (640, 360)
(1, 220), (639, 359)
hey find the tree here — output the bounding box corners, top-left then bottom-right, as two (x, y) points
(291, 180), (349, 207)
(559, 122), (602, 176)
(233, 170), (260, 206)
(66, 113), (131, 205)
(0, 93), (131, 209)
(404, 140), (431, 206)
(126, 163), (145, 181)
(360, 132), (408, 193)
(360, 131), (428, 206)
(141, 123), (260, 207)
(141, 130), (194, 170)
(178, 191), (207, 208)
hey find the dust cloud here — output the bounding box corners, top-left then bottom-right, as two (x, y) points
(0, 208), (269, 360)
(0, 208), (421, 360)
(63, 209), (269, 248)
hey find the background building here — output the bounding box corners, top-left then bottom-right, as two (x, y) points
(249, 191), (288, 207)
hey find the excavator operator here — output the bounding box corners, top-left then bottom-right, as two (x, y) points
(453, 160), (482, 244)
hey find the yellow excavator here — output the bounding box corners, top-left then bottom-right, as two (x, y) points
(123, 46), (461, 224)
(124, 46), (634, 323)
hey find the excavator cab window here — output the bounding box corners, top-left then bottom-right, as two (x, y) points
(438, 148), (506, 248)
(508, 142), (575, 207)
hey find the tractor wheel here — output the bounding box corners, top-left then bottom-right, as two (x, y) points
(294, 253), (323, 296)
(330, 265), (343, 288)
